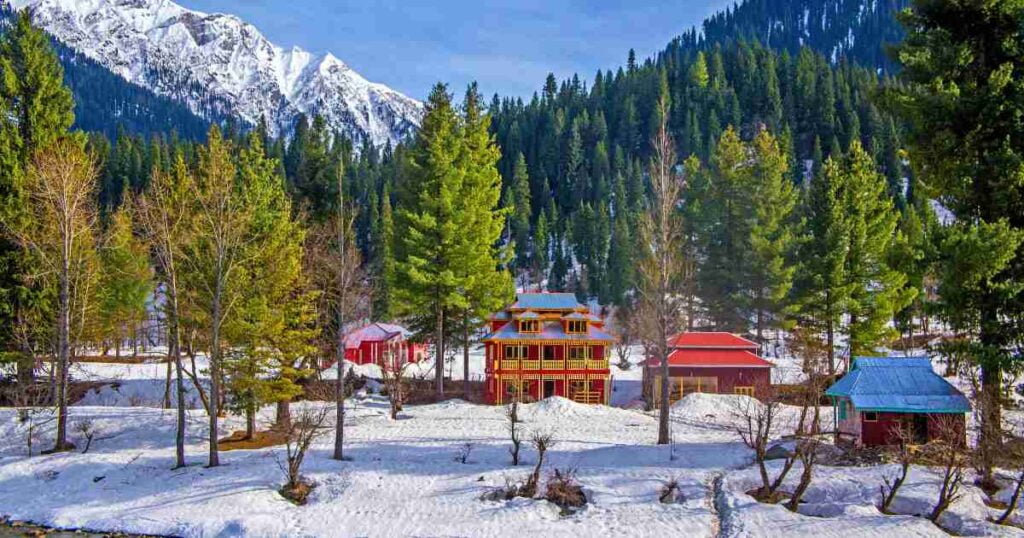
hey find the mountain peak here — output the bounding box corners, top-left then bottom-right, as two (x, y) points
(7, 0), (423, 146)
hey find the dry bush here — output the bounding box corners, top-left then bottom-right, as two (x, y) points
(879, 422), (914, 513)
(524, 432), (555, 497)
(545, 467), (587, 513)
(73, 419), (98, 454)
(454, 442), (474, 464)
(659, 477), (684, 504)
(278, 405), (331, 505)
(922, 416), (968, 522)
(381, 359), (411, 420)
(4, 383), (55, 456)
(732, 382), (789, 500)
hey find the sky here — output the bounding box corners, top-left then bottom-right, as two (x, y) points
(177, 0), (734, 100)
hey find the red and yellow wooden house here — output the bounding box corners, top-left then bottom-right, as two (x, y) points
(484, 293), (614, 405)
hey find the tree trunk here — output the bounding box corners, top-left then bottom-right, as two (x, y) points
(245, 405), (255, 440)
(463, 312), (470, 399)
(276, 399), (292, 431)
(657, 339), (671, 445)
(435, 306), (444, 398)
(51, 247), (72, 452)
(168, 282), (186, 468)
(163, 359), (172, 409)
(207, 276), (222, 467)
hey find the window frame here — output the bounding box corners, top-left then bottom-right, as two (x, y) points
(519, 320), (540, 333)
(503, 344), (528, 359)
(733, 386), (755, 397)
(567, 346), (591, 360)
(566, 320), (587, 334)
(863, 411), (878, 422)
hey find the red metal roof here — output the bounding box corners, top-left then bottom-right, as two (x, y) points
(667, 331), (758, 349)
(648, 349), (772, 368)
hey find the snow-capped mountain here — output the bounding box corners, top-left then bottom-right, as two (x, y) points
(6, 0), (422, 146)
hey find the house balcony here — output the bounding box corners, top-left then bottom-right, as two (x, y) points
(541, 360), (564, 370)
(587, 359), (609, 370)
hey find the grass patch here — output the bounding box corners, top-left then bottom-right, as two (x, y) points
(219, 430), (288, 451)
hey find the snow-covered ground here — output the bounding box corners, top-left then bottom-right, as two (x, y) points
(3, 350), (1022, 536)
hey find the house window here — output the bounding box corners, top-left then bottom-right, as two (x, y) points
(504, 345), (528, 359)
(567, 346), (591, 360)
(863, 411), (878, 422)
(733, 386), (755, 397)
(838, 401), (848, 421)
(566, 320), (587, 334)
(519, 320), (540, 333)
(681, 376), (718, 395)
(543, 346), (558, 360)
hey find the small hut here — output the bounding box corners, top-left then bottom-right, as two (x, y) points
(825, 357), (970, 447)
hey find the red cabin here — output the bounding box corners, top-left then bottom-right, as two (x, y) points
(646, 332), (772, 406)
(343, 323), (426, 370)
(484, 293), (614, 405)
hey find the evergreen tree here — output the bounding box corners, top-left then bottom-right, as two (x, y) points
(747, 128), (799, 342)
(0, 9), (74, 377)
(394, 83), (467, 397)
(509, 152), (532, 276)
(372, 183), (396, 320)
(884, 0), (1024, 484)
(96, 197), (154, 358)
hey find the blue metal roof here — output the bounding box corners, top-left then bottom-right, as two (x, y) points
(511, 293), (582, 311)
(825, 357), (970, 414)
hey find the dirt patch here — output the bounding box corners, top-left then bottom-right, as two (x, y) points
(218, 430), (288, 451)
(279, 480), (315, 505)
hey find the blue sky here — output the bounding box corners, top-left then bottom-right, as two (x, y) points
(178, 0), (734, 100)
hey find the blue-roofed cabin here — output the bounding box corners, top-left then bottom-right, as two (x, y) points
(825, 357), (970, 447)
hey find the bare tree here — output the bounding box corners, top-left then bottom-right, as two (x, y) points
(16, 138), (99, 453)
(879, 422), (914, 513)
(381, 354), (411, 420)
(73, 418), (98, 454)
(507, 399), (522, 465)
(137, 156), (194, 469)
(612, 305), (635, 370)
(635, 79), (686, 446)
(732, 383), (790, 500)
(925, 415), (968, 523)
(304, 162), (366, 461)
(278, 404), (331, 505)
(995, 418), (1024, 525)
(784, 372), (826, 512)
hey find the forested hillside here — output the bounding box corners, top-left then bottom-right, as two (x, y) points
(702, 0), (909, 72)
(0, 2), (220, 140)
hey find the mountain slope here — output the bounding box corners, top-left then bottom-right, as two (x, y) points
(700, 0), (909, 72)
(1, 1), (218, 139)
(7, 0), (423, 146)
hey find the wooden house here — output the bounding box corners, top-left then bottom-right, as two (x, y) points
(343, 323), (427, 370)
(483, 293), (614, 405)
(646, 332), (773, 406)
(826, 357), (970, 447)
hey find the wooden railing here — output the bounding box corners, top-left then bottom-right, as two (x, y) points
(570, 390), (602, 404)
(521, 360), (540, 370)
(500, 360), (519, 370)
(541, 360), (564, 370)
(587, 359), (609, 369)
(566, 359), (587, 370)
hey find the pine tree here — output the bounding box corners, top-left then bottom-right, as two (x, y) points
(96, 197), (154, 358)
(509, 152), (532, 276)
(793, 156), (851, 374)
(372, 182), (396, 320)
(0, 9), (74, 379)
(841, 141), (913, 357)
(453, 83), (515, 396)
(747, 128), (799, 343)
(394, 83), (467, 397)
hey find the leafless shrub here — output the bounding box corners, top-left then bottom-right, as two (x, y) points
(507, 400), (522, 465)
(659, 476), (684, 503)
(545, 467), (587, 513)
(524, 431), (555, 497)
(454, 443), (474, 464)
(277, 405), (331, 505)
(922, 416), (968, 522)
(74, 419), (98, 454)
(995, 427), (1024, 525)
(732, 383), (789, 500)
(783, 372), (826, 512)
(5, 383), (55, 456)
(879, 422), (914, 513)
